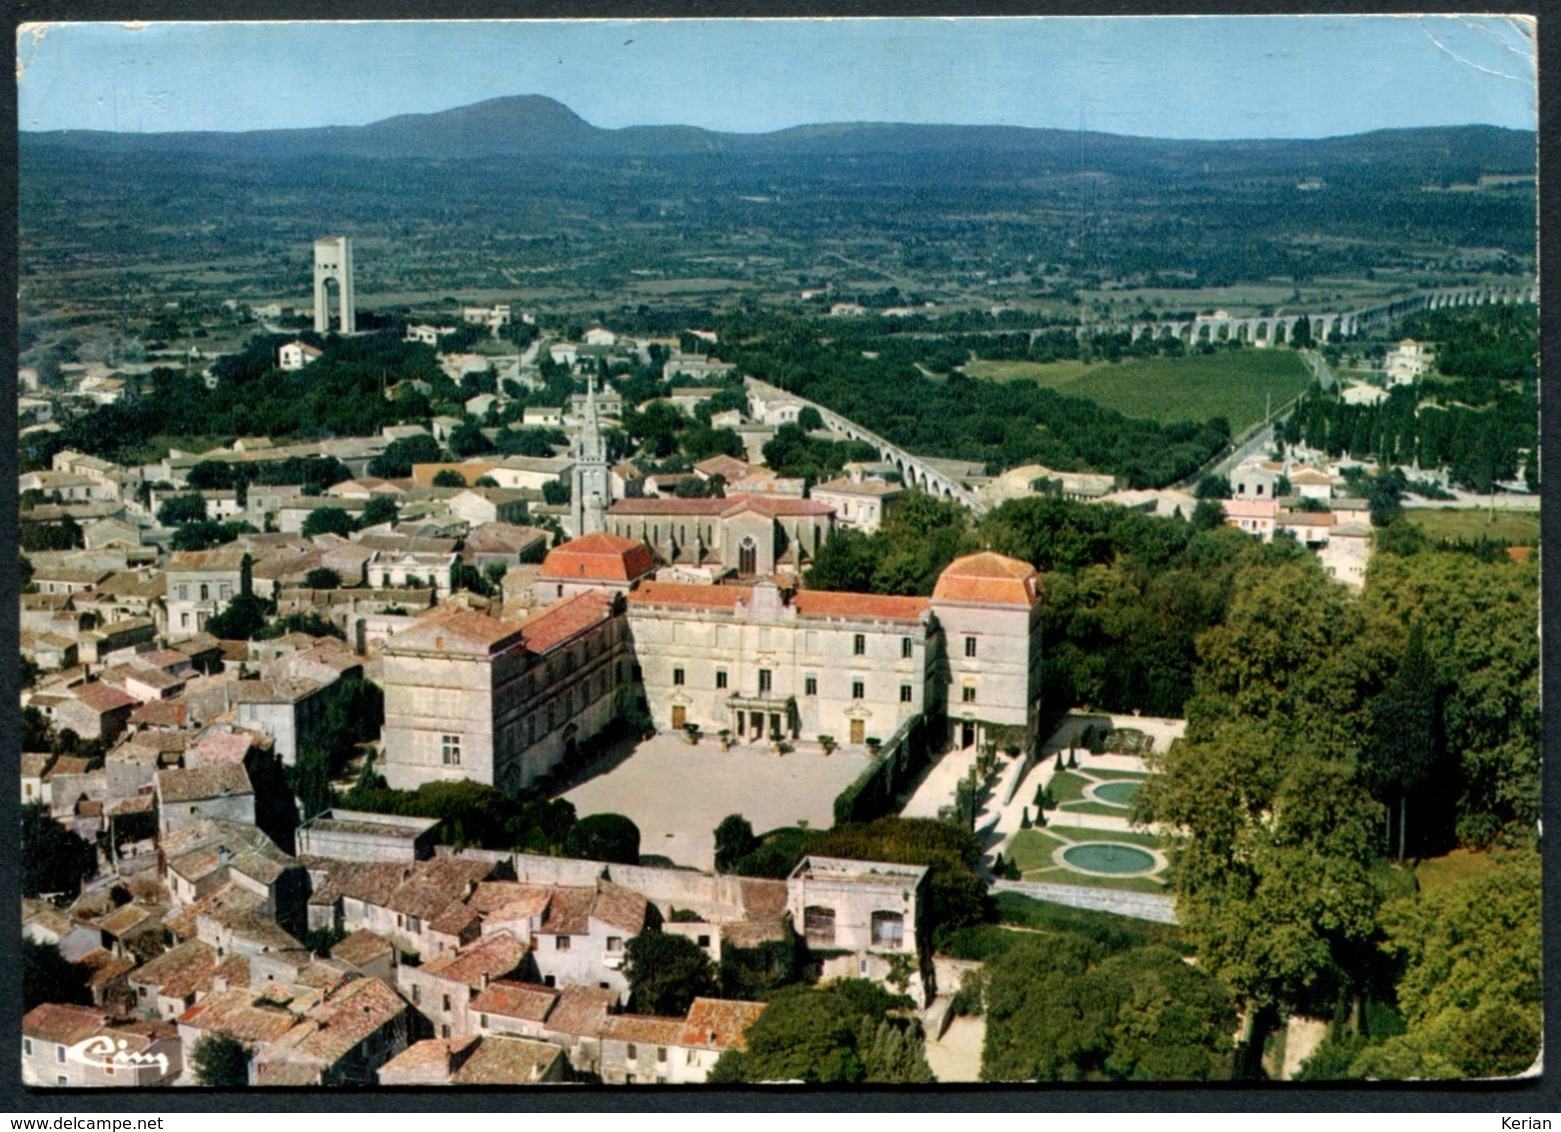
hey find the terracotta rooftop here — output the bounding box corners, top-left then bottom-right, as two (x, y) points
(177, 987), (304, 1044)
(601, 1013), (685, 1046)
(610, 492), (834, 518)
(540, 532), (656, 582)
(537, 887), (595, 937)
(194, 731), (255, 765)
(129, 939), (217, 999)
(420, 933), (529, 990)
(70, 682), (139, 714)
(464, 882), (553, 921)
(469, 980), (558, 1024)
(590, 881), (650, 935)
(259, 976), (408, 1067)
(22, 1002), (110, 1045)
(156, 763), (252, 804)
(626, 583), (749, 612)
(449, 1035), (562, 1084)
(679, 998), (766, 1051)
(541, 984), (618, 1038)
(930, 552), (1041, 608)
(381, 609), (525, 657)
(331, 929), (395, 969)
(518, 589), (616, 655)
(78, 948), (138, 989)
(130, 700), (188, 728)
(793, 589), (930, 624)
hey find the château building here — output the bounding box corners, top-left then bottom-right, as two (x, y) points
(379, 536), (1043, 794)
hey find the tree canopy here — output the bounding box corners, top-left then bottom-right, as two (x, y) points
(623, 933), (719, 1017)
(563, 812), (641, 865)
(708, 980), (931, 1084)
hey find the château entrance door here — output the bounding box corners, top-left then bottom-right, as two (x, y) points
(671, 705), (686, 730)
(850, 719), (865, 745)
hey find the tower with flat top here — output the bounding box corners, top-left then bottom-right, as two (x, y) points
(312, 236), (356, 334)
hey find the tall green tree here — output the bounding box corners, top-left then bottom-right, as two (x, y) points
(23, 939), (92, 1012)
(190, 1033), (250, 1087)
(21, 802), (97, 899)
(623, 933), (719, 1017)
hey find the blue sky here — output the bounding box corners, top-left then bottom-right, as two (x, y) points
(16, 16), (1537, 140)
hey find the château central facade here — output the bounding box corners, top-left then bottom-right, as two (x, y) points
(379, 537), (1044, 795)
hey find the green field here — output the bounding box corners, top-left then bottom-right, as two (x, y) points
(963, 349), (1314, 432)
(1405, 508), (1540, 545)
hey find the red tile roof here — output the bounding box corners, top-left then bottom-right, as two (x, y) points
(610, 493), (833, 518)
(420, 933), (529, 989)
(518, 590), (616, 655)
(23, 1003), (110, 1045)
(71, 682), (139, 714)
(930, 552), (1040, 607)
(793, 590), (930, 624)
(626, 583), (749, 612)
(540, 533), (656, 582)
(469, 980), (558, 1024)
(679, 998), (766, 1051)
(129, 699), (189, 728)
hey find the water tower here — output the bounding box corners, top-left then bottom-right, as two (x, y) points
(312, 236), (356, 334)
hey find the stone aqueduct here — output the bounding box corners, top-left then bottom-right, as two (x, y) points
(743, 286), (1535, 520)
(744, 378), (990, 515)
(1073, 284), (1537, 348)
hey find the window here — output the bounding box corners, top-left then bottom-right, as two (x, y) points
(200, 583), (209, 601)
(56, 1046), (66, 1064)
(556, 935), (571, 950)
(805, 676), (818, 696)
(408, 916), (422, 934)
(544, 975), (555, 988)
(57, 1077), (67, 1086)
(441, 735), (461, 767)
(178, 584), (189, 601)
(480, 1014), (489, 1029)
(412, 985), (420, 1004)
(219, 584), (231, 600)
(963, 685), (977, 703)
(673, 667), (685, 686)
(657, 1047), (667, 1063)
(180, 613), (190, 629)
(759, 669), (772, 694)
(853, 634), (866, 656)
(23, 1039), (31, 1056)
(715, 669), (727, 690)
(627, 1044), (638, 1061)
(872, 911), (905, 949)
(965, 636), (978, 658)
(852, 680), (864, 700)
(442, 994), (452, 1013)
(803, 905), (836, 946)
(607, 937), (623, 952)
(900, 683), (913, 703)
(901, 637), (913, 659)
(697, 935), (711, 948)
(441, 1024), (451, 1039)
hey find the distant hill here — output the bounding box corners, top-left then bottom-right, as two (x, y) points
(20, 94), (1537, 181)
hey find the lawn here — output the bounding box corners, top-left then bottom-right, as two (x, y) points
(1043, 824), (1163, 849)
(1414, 848), (1496, 893)
(1058, 801), (1143, 818)
(1043, 771), (1091, 805)
(1005, 829), (1069, 873)
(1405, 508), (1540, 545)
(962, 349), (1314, 433)
(1079, 767), (1151, 781)
(1018, 866), (1170, 895)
